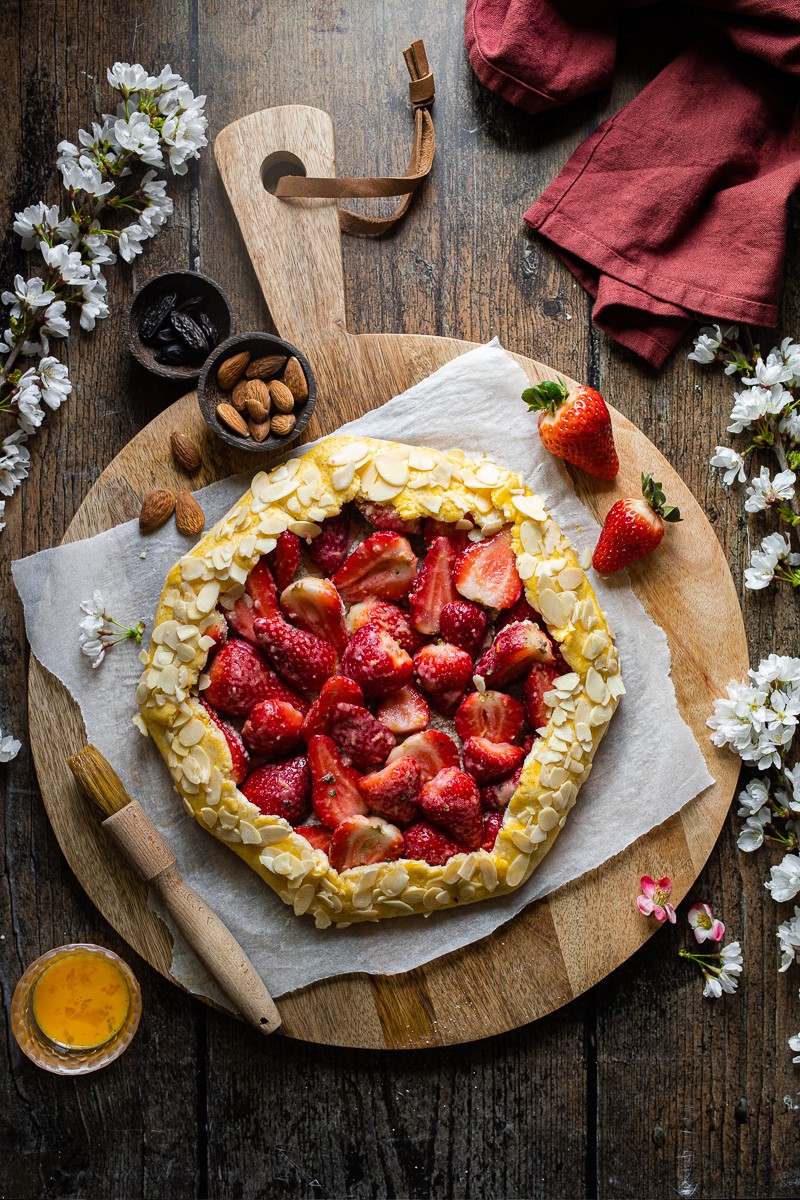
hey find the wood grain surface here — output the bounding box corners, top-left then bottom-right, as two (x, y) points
(3, 3), (800, 1198)
(28, 99), (748, 1053)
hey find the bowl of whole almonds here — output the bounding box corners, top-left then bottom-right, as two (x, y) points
(197, 332), (316, 453)
(128, 270), (234, 383)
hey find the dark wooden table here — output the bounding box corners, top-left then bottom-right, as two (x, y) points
(2, 3), (799, 1197)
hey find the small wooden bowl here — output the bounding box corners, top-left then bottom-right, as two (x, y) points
(128, 270), (234, 383)
(198, 332), (316, 453)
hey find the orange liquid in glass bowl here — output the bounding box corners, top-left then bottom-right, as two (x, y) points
(31, 952), (130, 1049)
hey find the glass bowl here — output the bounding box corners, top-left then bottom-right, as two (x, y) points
(10, 944), (142, 1075)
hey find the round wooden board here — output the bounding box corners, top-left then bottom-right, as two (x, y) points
(28, 106), (748, 1049)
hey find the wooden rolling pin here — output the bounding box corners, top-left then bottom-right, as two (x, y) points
(67, 745), (281, 1036)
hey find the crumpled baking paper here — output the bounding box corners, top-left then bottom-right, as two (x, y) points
(13, 340), (713, 1006)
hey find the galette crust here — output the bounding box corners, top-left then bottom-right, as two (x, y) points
(136, 436), (623, 927)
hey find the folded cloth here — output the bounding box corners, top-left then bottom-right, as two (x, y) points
(465, 0), (800, 367)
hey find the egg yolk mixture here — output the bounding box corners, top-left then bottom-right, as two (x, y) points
(32, 954), (130, 1049)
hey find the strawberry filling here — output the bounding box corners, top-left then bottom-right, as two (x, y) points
(195, 499), (575, 871)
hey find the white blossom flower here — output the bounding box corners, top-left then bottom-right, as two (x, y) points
(113, 112), (163, 167)
(710, 446), (747, 486)
(39, 242), (92, 286)
(790, 1032), (800, 1064)
(744, 532), (798, 591)
(0, 727), (21, 762)
(82, 231), (116, 267)
(728, 383), (789, 433)
(79, 273), (109, 331)
(777, 907), (800, 972)
(688, 324), (738, 364)
(12, 203), (76, 250)
(786, 763), (800, 808)
(117, 223), (149, 263)
(160, 87), (208, 174)
(702, 941), (743, 998)
(754, 654), (800, 688)
(39, 299), (70, 353)
(708, 657), (800, 768)
(0, 431), (30, 496)
(107, 62), (160, 93)
(79, 590), (108, 668)
(741, 353), (794, 389)
(38, 357), (71, 409)
(766, 853), (800, 903)
(153, 64), (183, 92)
(1, 274), (56, 315)
(737, 777), (771, 816)
(15, 382), (44, 434)
(737, 810), (770, 852)
(744, 467), (796, 513)
(779, 406), (800, 442)
(778, 337), (800, 380)
(58, 155), (115, 197)
(0, 500), (5, 531)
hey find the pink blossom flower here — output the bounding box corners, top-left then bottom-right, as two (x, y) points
(636, 875), (676, 924)
(687, 902), (725, 945)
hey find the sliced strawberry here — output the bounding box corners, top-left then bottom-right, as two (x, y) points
(358, 757), (422, 825)
(253, 616), (337, 692)
(294, 824), (332, 854)
(280, 577), (348, 656)
(497, 594), (546, 631)
(332, 532), (418, 603)
(340, 624), (413, 698)
(346, 599), (423, 655)
(419, 767), (483, 850)
(267, 530), (301, 593)
(481, 811), (504, 852)
(241, 698), (305, 758)
(329, 814), (404, 871)
(423, 518), (469, 551)
(474, 621), (554, 689)
(354, 498), (420, 534)
(403, 820), (467, 866)
(224, 595), (262, 644)
(480, 765), (523, 811)
(301, 675), (365, 742)
(453, 529), (522, 610)
(224, 557), (281, 643)
(306, 511), (351, 576)
(522, 662), (561, 730)
(204, 639), (284, 717)
(241, 754), (311, 824)
(439, 601), (489, 658)
(329, 702), (396, 771)
(308, 735), (369, 829)
(408, 537), (459, 635)
(203, 611), (228, 646)
(454, 690), (525, 744)
(386, 729), (460, 785)
(413, 643), (473, 716)
(199, 699), (250, 784)
(375, 685), (430, 735)
(462, 736), (525, 785)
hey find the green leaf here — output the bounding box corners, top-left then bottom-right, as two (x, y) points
(521, 378), (567, 413)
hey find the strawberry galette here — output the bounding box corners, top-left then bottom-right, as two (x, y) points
(136, 436), (623, 927)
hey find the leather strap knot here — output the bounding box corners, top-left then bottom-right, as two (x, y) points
(275, 39), (435, 238)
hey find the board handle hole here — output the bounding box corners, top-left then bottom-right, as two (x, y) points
(261, 152), (307, 195)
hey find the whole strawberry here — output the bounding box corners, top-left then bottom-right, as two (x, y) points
(592, 472), (681, 574)
(522, 378), (619, 480)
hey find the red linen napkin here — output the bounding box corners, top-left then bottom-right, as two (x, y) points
(465, 0), (800, 367)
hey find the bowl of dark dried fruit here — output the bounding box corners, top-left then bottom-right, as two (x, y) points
(128, 270), (234, 383)
(197, 332), (316, 453)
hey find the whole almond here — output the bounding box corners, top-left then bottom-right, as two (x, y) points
(246, 354), (287, 380)
(245, 393), (270, 423)
(232, 377), (270, 415)
(270, 412), (296, 437)
(170, 430), (202, 473)
(216, 402), (251, 438)
(216, 351), (250, 390)
(269, 380), (295, 414)
(175, 491), (205, 536)
(282, 356), (308, 402)
(249, 419), (272, 443)
(139, 488), (176, 533)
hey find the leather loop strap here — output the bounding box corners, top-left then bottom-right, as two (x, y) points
(275, 39), (435, 238)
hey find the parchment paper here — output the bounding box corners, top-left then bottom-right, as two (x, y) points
(13, 341), (713, 1007)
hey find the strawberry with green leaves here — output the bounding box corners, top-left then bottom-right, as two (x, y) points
(522, 378), (619, 481)
(592, 472), (681, 574)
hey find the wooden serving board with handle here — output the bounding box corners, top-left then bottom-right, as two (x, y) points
(28, 106), (748, 1049)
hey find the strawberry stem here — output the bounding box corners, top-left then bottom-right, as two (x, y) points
(521, 378), (568, 413)
(642, 472), (682, 522)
